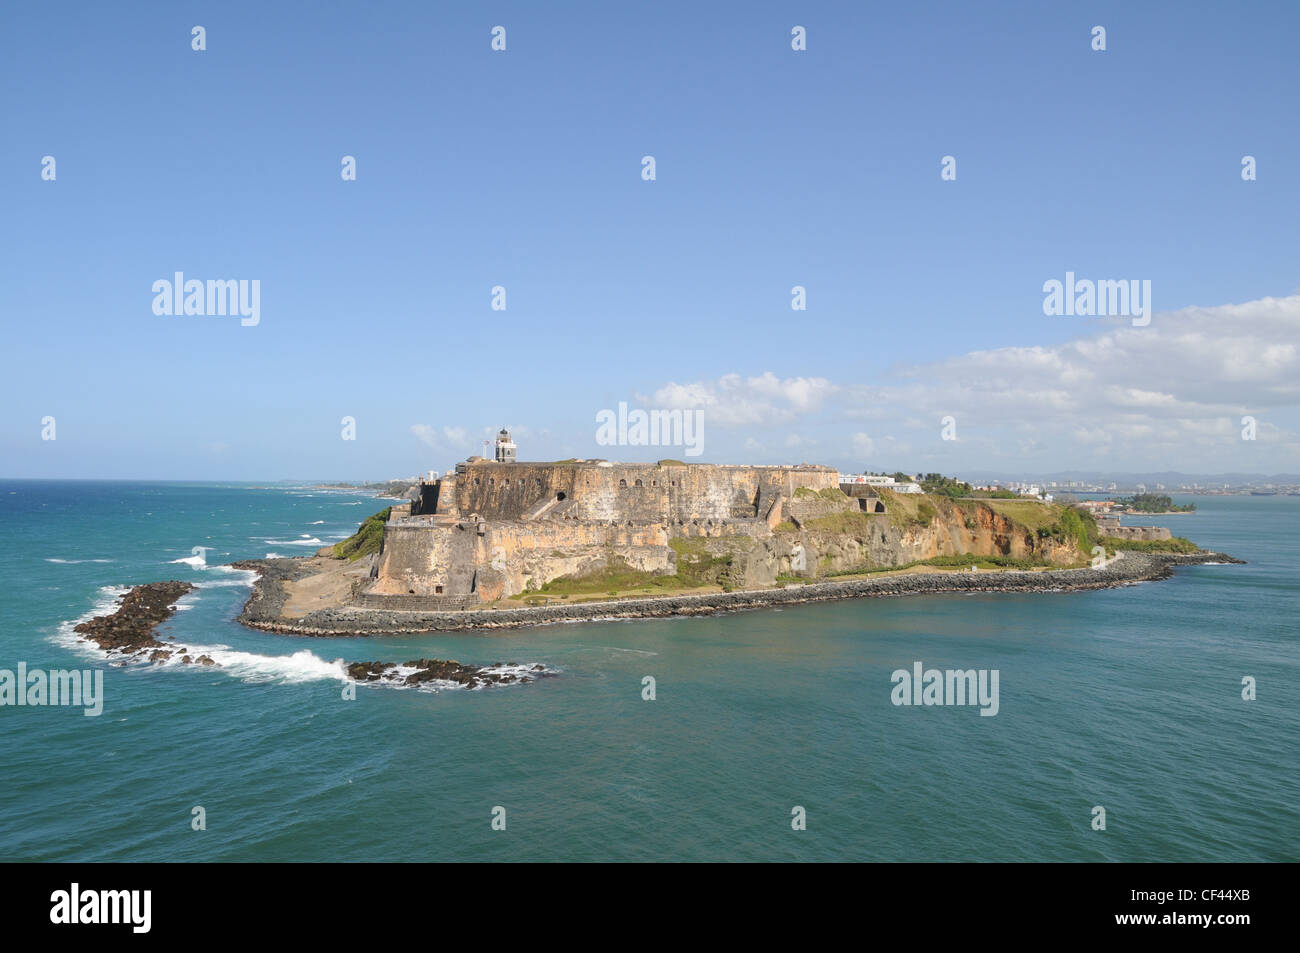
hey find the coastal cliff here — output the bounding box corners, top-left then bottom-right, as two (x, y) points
(233, 481), (1238, 635)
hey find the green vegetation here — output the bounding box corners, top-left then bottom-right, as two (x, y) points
(1117, 493), (1195, 513)
(332, 508), (390, 561)
(983, 498), (1057, 532)
(656, 459), (686, 466)
(827, 553), (1053, 576)
(773, 520), (797, 532)
(920, 553), (1050, 569)
(917, 473), (973, 499)
(793, 486), (846, 501)
(974, 489), (1019, 499)
(513, 537), (753, 599)
(1097, 535), (1200, 554)
(669, 536), (743, 587)
(1052, 505), (1096, 552)
(804, 511), (874, 533)
(514, 556), (665, 598)
(878, 488), (925, 528)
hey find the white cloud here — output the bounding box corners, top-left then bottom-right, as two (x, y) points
(637, 295), (1300, 470)
(410, 424), (472, 450)
(650, 372), (837, 427)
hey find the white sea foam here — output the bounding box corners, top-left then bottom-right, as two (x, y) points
(360, 661), (551, 693)
(52, 607), (349, 684)
(49, 585), (132, 655)
(264, 537), (324, 546)
(53, 585), (543, 692)
(45, 558), (114, 564)
(170, 553), (207, 568)
(160, 645), (349, 683)
(309, 520), (325, 525)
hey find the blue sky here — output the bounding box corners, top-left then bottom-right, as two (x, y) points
(3, 1), (1298, 480)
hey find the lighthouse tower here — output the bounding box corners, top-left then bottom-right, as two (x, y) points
(494, 428), (517, 464)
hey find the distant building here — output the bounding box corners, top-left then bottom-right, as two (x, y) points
(846, 474), (923, 493)
(494, 428), (517, 464)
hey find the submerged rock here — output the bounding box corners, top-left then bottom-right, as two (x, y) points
(345, 657), (551, 689)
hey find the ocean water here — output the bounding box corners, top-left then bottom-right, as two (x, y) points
(0, 480), (1295, 862)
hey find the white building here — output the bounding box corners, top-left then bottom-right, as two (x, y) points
(844, 474), (923, 493)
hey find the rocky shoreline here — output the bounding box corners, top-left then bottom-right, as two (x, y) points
(73, 580), (217, 665)
(235, 549), (1245, 636)
(71, 578), (552, 688)
(346, 659), (551, 689)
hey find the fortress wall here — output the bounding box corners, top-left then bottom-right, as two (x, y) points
(1108, 525), (1172, 542)
(372, 521), (480, 597)
(453, 464), (589, 519)
(374, 517), (675, 601)
(452, 462), (837, 522)
(374, 510), (777, 602)
(377, 460), (837, 603)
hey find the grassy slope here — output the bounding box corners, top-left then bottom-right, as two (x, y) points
(506, 488), (1204, 602)
(332, 508), (391, 561)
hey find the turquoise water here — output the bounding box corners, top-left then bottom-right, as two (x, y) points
(1, 481), (1296, 861)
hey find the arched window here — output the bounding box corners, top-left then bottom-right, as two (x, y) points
(619, 479), (627, 488)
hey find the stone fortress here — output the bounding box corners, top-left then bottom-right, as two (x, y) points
(359, 430), (1174, 610)
(366, 429), (849, 606)
(1094, 512), (1172, 542)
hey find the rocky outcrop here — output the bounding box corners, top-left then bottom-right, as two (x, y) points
(74, 581), (202, 662)
(345, 659), (551, 689)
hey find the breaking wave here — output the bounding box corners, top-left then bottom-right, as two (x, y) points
(53, 588), (544, 692)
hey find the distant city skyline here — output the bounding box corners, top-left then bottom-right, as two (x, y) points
(3, 2), (1298, 480)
